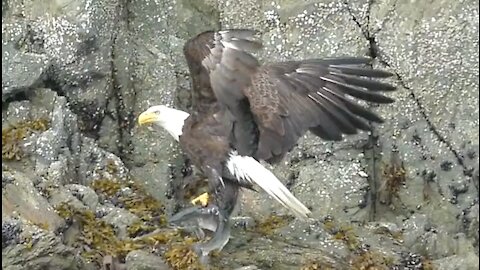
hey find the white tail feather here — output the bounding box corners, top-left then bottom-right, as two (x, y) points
(226, 152), (311, 219)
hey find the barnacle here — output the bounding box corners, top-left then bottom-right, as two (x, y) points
(396, 252), (436, 270)
(2, 119), (49, 160)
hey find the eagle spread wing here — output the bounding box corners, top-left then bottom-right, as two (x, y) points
(184, 29), (396, 163)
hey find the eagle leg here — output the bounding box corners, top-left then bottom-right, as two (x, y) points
(187, 165), (225, 209)
(191, 192), (210, 206)
(205, 165), (226, 191)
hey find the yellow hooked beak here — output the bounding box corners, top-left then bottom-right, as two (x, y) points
(138, 111), (158, 126)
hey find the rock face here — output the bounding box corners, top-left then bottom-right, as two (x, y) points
(2, 219), (88, 270)
(2, 0), (478, 270)
(2, 170), (65, 232)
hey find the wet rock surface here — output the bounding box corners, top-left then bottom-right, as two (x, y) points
(2, 0), (478, 270)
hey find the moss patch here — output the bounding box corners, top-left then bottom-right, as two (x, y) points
(56, 203), (142, 262)
(350, 250), (395, 270)
(55, 178), (210, 269)
(126, 220), (157, 238)
(323, 218), (360, 251)
(91, 178), (167, 226)
(300, 261), (334, 270)
(2, 119), (49, 160)
(56, 202), (205, 267)
(164, 236), (206, 270)
(253, 214), (294, 236)
(380, 151), (407, 205)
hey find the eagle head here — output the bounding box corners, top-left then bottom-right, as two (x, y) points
(138, 105), (190, 141)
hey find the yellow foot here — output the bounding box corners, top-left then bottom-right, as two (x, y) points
(191, 192), (209, 206)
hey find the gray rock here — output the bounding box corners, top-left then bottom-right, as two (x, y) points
(48, 186), (89, 212)
(21, 92), (80, 183)
(368, 0), (478, 263)
(2, 218), (23, 248)
(65, 184), (99, 211)
(102, 256), (126, 270)
(21, 89), (129, 187)
(1, 44), (50, 101)
(2, 166), (16, 188)
(23, 0), (118, 134)
(101, 206), (139, 239)
(125, 250), (169, 270)
(3, 0), (124, 138)
(28, 88), (63, 119)
(434, 252), (479, 270)
(2, 224), (88, 270)
(473, 167), (479, 192)
(234, 266), (260, 270)
(463, 202), (479, 254)
(402, 214), (430, 247)
(76, 136), (130, 185)
(373, 0), (479, 156)
(2, 170), (65, 232)
(45, 157), (70, 187)
(3, 101), (32, 125)
(372, 0), (478, 206)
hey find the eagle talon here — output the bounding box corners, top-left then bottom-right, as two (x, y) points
(191, 192), (210, 206)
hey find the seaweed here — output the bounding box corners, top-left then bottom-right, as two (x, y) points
(350, 250), (394, 270)
(300, 261), (334, 270)
(323, 218), (360, 251)
(2, 119), (49, 160)
(91, 178), (166, 225)
(380, 149), (407, 205)
(57, 177), (209, 269)
(164, 237), (206, 270)
(253, 214), (294, 236)
(56, 203), (144, 263)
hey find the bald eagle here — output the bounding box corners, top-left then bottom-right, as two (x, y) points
(138, 29), (396, 260)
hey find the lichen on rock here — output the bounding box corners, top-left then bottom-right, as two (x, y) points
(2, 118), (50, 160)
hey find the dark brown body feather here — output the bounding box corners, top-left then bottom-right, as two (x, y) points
(179, 105), (255, 191)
